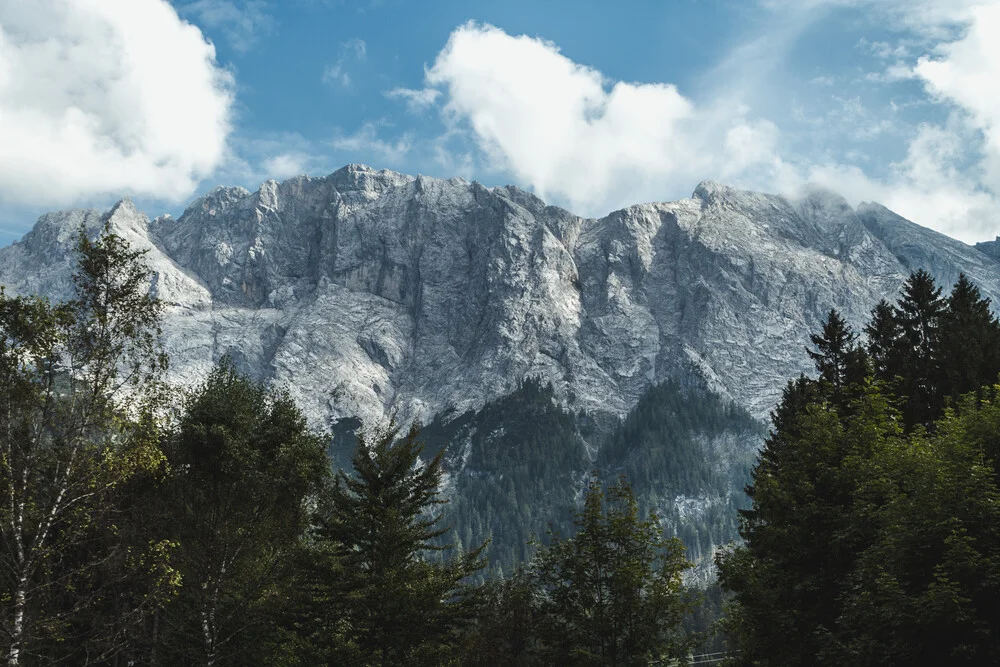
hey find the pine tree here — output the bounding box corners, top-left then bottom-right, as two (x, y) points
(807, 309), (868, 408)
(531, 474), (696, 665)
(717, 377), (900, 666)
(316, 424), (486, 666)
(865, 298), (903, 382)
(938, 273), (1000, 403)
(894, 269), (946, 428)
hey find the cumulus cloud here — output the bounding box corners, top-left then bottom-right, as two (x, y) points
(801, 1), (1000, 242)
(915, 4), (1000, 174)
(415, 10), (1000, 242)
(423, 22), (782, 216)
(0, 0), (234, 208)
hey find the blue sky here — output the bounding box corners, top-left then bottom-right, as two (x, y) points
(1, 0), (998, 244)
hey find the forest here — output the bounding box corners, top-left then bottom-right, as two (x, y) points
(2, 226), (1000, 666)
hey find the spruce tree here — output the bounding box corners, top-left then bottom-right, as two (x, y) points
(717, 380), (900, 666)
(894, 269), (946, 428)
(938, 273), (1000, 403)
(807, 309), (868, 408)
(316, 424), (486, 665)
(865, 299), (903, 382)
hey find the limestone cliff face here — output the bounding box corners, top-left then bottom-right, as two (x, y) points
(2, 165), (998, 428)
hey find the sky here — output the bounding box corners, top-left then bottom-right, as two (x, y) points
(0, 0), (999, 245)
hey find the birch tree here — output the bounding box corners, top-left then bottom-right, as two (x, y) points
(0, 223), (175, 665)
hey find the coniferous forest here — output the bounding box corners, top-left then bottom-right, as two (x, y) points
(3, 227), (1000, 665)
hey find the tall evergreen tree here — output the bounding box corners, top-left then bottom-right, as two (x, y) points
(717, 377), (900, 666)
(806, 309), (868, 408)
(834, 395), (1000, 665)
(720, 281), (1000, 665)
(894, 269), (946, 428)
(531, 474), (696, 666)
(316, 424), (486, 666)
(938, 273), (1000, 403)
(864, 299), (903, 382)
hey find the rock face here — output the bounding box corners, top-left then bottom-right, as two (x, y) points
(2, 165), (998, 429)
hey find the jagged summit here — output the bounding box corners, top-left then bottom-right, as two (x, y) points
(3, 167), (998, 429)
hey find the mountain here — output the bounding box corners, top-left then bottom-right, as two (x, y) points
(3, 166), (998, 574)
(3, 165), (997, 428)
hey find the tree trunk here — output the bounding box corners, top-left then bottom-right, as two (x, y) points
(8, 574), (28, 667)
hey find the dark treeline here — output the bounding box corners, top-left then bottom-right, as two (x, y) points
(718, 269), (1000, 665)
(0, 227), (705, 665)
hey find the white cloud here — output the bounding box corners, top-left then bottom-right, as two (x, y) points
(263, 153), (316, 179)
(0, 0), (234, 208)
(323, 63), (352, 87)
(384, 87), (441, 111)
(332, 122), (411, 163)
(423, 22), (781, 215)
(416, 9), (1000, 241)
(323, 38), (366, 88)
(802, 123), (997, 241)
(915, 4), (1000, 172)
(176, 0), (273, 52)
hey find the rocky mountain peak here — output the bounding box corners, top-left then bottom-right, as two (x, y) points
(975, 236), (1000, 261)
(691, 180), (728, 200)
(2, 167), (998, 431)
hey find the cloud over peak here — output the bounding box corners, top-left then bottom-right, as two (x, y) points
(423, 22), (780, 216)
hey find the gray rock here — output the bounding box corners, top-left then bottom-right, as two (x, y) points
(3, 165), (998, 431)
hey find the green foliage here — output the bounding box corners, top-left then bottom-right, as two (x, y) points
(460, 475), (699, 666)
(459, 569), (539, 666)
(807, 309), (869, 408)
(719, 271), (1000, 666)
(0, 222), (174, 665)
(836, 396), (1000, 665)
(938, 274), (1000, 404)
(155, 358), (329, 666)
(533, 474), (696, 665)
(864, 270), (1000, 431)
(597, 381), (765, 562)
(311, 424), (487, 666)
(419, 378), (590, 573)
(717, 381), (901, 666)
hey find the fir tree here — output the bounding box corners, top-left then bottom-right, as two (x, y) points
(865, 298), (903, 382)
(316, 424), (486, 666)
(894, 269), (946, 428)
(938, 273), (1000, 403)
(806, 309), (868, 409)
(531, 474), (696, 665)
(717, 381), (900, 666)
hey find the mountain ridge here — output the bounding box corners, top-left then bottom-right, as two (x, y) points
(2, 164), (998, 431)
